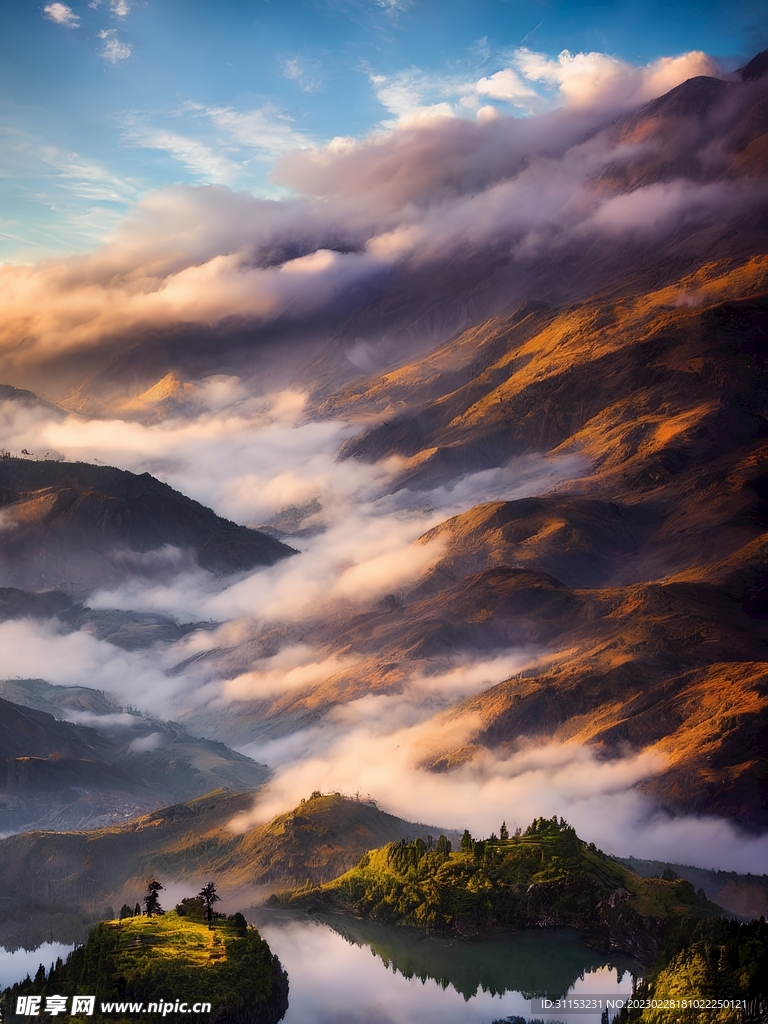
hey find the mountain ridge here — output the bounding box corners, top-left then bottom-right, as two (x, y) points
(0, 456), (296, 595)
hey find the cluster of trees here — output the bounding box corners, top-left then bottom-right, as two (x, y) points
(386, 836), (453, 874)
(459, 815), (576, 852)
(618, 917), (768, 1024)
(1, 908), (288, 1024)
(298, 817), (713, 942)
(118, 880), (223, 923)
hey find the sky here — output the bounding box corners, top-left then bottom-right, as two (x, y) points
(0, 0), (764, 261)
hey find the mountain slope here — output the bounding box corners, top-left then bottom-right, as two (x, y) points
(0, 457), (295, 595)
(270, 254), (768, 828)
(0, 792), (458, 947)
(0, 683), (269, 833)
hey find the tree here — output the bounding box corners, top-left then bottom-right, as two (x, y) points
(499, 821), (509, 841)
(119, 904), (133, 920)
(198, 881), (222, 924)
(134, 903), (141, 917)
(143, 879), (165, 918)
(460, 829), (474, 852)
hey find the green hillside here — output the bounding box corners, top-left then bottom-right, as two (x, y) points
(617, 917), (768, 1024)
(276, 816), (721, 965)
(1, 910), (288, 1024)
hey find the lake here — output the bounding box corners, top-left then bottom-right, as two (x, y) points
(0, 916), (641, 1024)
(0, 942), (75, 990)
(252, 910), (642, 1024)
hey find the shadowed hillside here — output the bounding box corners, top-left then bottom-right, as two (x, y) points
(0, 792), (457, 948)
(0, 683), (269, 833)
(0, 457), (295, 595)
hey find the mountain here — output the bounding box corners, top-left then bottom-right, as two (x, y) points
(613, 857), (768, 920)
(275, 816), (722, 965)
(0, 792), (458, 948)
(0, 588), (214, 649)
(0, 456), (295, 595)
(0, 681), (269, 833)
(188, 254), (766, 828)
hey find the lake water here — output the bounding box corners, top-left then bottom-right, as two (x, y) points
(0, 917), (641, 1024)
(252, 911), (642, 1024)
(0, 942), (75, 990)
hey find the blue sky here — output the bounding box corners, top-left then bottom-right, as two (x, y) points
(0, 0), (764, 261)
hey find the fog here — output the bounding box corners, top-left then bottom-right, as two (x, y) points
(1, 44), (766, 877)
(2, 372), (767, 872)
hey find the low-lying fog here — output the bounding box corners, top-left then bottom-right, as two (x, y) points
(1, 387), (766, 874)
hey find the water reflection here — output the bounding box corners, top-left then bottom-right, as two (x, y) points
(0, 943), (75, 990)
(253, 911), (640, 1024)
(320, 915), (639, 1001)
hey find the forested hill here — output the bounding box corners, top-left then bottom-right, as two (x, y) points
(1, 910), (288, 1024)
(276, 816), (722, 966)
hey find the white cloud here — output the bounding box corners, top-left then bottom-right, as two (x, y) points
(369, 69), (467, 126)
(121, 125), (241, 183)
(43, 3), (79, 28)
(475, 67), (540, 110)
(98, 28), (132, 63)
(110, 0), (131, 16)
(511, 46), (718, 110)
(370, 47), (720, 125)
(191, 102), (310, 160)
(39, 146), (138, 203)
(281, 56), (323, 95)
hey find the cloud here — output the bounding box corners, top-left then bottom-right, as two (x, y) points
(367, 47), (716, 126)
(368, 69), (476, 126)
(121, 124), (241, 183)
(39, 146), (138, 204)
(1, 363), (764, 873)
(235, 687), (768, 873)
(110, 0), (131, 16)
(1, 43), (758, 394)
(512, 47), (718, 110)
(475, 67), (540, 109)
(43, 3), (79, 28)
(281, 57), (323, 95)
(98, 28), (131, 63)
(117, 103), (310, 190)
(225, 646), (362, 701)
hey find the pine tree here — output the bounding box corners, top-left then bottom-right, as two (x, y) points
(499, 821), (509, 840)
(197, 882), (222, 924)
(143, 879), (165, 918)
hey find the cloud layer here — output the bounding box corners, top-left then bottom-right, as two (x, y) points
(1, 48), (764, 398)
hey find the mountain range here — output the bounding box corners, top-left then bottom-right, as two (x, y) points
(0, 54), (767, 927)
(0, 679), (269, 834)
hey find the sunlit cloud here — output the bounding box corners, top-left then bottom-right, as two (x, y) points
(43, 3), (80, 28)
